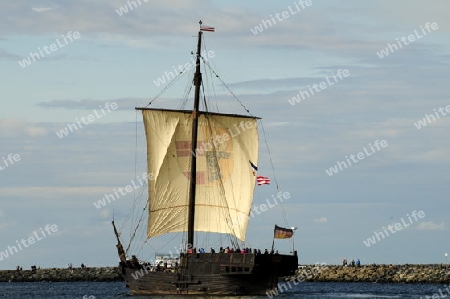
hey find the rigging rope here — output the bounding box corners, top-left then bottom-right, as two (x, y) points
(202, 58), (252, 116)
(203, 57), (291, 231)
(259, 120), (289, 227)
(145, 64), (190, 107)
(118, 112), (145, 233)
(125, 200), (148, 254)
(179, 57), (195, 109)
(132, 109), (138, 237)
(198, 52), (244, 249)
(202, 57), (291, 230)
(201, 82), (209, 112)
(203, 115), (241, 249)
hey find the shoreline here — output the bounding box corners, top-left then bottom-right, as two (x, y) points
(1, 264), (449, 283)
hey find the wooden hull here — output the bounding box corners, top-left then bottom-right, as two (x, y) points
(119, 253), (298, 295)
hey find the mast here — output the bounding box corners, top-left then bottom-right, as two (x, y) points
(187, 24), (203, 247)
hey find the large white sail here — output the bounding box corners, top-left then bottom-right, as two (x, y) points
(142, 109), (259, 241)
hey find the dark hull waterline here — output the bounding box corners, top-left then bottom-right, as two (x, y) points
(119, 252), (298, 295)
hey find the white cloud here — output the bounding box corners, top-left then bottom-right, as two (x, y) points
(0, 48), (21, 60)
(100, 209), (110, 219)
(0, 221), (17, 232)
(32, 7), (53, 13)
(0, 118), (48, 138)
(50, 227), (67, 237)
(416, 221), (445, 231)
(24, 126), (48, 137)
(314, 217), (327, 223)
(0, 186), (112, 198)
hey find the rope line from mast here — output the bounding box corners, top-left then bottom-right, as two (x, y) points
(132, 109), (139, 238)
(145, 63), (191, 107)
(179, 52), (197, 109)
(201, 54), (291, 239)
(203, 115), (241, 249)
(116, 110), (149, 255)
(125, 200), (148, 254)
(199, 48), (244, 247)
(259, 119), (289, 227)
(200, 39), (219, 113)
(118, 171), (147, 233)
(201, 58), (252, 116)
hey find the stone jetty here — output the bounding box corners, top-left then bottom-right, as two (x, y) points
(292, 264), (450, 284)
(0, 267), (121, 282)
(2, 264), (450, 283)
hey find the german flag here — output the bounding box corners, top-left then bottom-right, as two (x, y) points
(274, 225), (294, 239)
(200, 25), (215, 32)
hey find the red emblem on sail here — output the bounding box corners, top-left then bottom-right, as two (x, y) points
(175, 125), (233, 186)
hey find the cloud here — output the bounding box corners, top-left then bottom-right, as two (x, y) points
(314, 217), (327, 223)
(100, 209), (110, 219)
(37, 98), (148, 110)
(48, 227), (67, 237)
(0, 118), (48, 138)
(416, 221), (445, 231)
(0, 221), (16, 232)
(0, 0), (422, 55)
(32, 7), (53, 12)
(0, 48), (21, 60)
(229, 77), (305, 91)
(0, 1), (214, 41)
(0, 186), (114, 198)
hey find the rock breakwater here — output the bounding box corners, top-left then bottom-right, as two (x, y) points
(293, 264), (450, 284)
(0, 267), (121, 282)
(2, 265), (449, 283)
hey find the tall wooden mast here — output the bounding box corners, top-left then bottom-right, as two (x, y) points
(187, 22), (203, 247)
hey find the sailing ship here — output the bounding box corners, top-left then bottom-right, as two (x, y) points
(112, 22), (298, 296)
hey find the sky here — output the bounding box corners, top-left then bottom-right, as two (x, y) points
(0, 0), (449, 270)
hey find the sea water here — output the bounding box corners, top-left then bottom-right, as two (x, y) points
(0, 281), (446, 298)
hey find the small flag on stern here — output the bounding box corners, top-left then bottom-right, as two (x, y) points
(256, 175), (270, 186)
(274, 225), (294, 239)
(200, 25), (215, 32)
